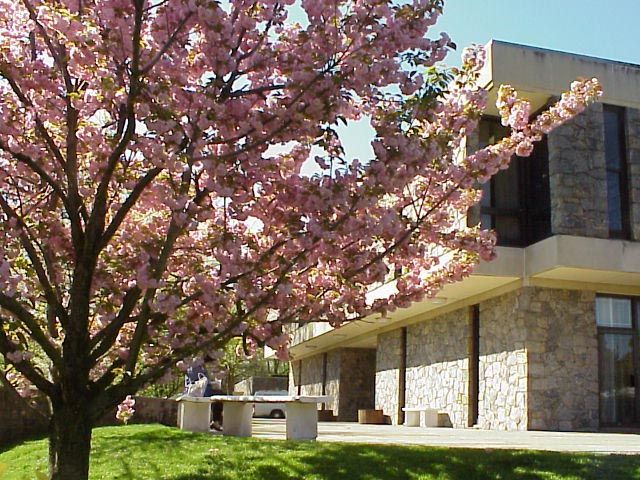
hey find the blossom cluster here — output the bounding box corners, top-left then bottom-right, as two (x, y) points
(116, 395), (136, 424)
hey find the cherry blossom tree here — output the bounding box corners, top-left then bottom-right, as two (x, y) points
(0, 0), (601, 478)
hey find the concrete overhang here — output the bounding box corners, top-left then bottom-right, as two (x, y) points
(526, 235), (640, 290)
(289, 246), (524, 359)
(479, 40), (640, 116)
(287, 235), (640, 360)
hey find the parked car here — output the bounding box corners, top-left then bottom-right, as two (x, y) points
(253, 390), (289, 418)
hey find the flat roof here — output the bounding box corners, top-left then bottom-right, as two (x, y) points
(479, 40), (640, 114)
(488, 39), (640, 70)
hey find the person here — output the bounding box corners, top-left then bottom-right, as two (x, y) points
(184, 364), (224, 431)
(208, 377), (224, 431)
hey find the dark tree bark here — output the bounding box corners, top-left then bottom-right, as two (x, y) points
(48, 401), (93, 480)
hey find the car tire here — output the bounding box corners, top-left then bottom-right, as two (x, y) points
(270, 409), (285, 419)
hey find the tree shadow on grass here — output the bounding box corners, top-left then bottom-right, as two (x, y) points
(85, 426), (640, 480)
(167, 442), (640, 480)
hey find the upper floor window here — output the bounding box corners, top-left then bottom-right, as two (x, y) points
(476, 118), (551, 247)
(603, 105), (631, 239)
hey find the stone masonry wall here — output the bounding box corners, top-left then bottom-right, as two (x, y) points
(479, 287), (599, 431)
(290, 353), (335, 412)
(293, 287), (600, 431)
(405, 310), (471, 428)
(374, 286), (598, 432)
(547, 102), (609, 238)
(299, 354), (324, 397)
(375, 329), (402, 424)
(524, 288), (599, 431)
(479, 291), (528, 431)
(338, 349), (376, 421)
(289, 349), (374, 419)
(324, 351), (341, 414)
(626, 107), (640, 240)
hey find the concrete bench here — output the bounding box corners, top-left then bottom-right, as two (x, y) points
(402, 406), (439, 427)
(176, 395), (331, 440)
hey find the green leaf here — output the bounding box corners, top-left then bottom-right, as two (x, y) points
(35, 470), (47, 480)
(0, 463), (6, 477)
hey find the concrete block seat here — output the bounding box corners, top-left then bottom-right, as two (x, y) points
(177, 395), (331, 440)
(402, 407), (439, 427)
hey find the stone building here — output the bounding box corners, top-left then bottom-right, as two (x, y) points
(286, 41), (640, 431)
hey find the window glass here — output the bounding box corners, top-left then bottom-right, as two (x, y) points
(493, 162), (520, 210)
(478, 119), (509, 147)
(604, 109), (622, 170)
(603, 105), (629, 238)
(607, 171), (622, 232)
(480, 213), (492, 230)
(480, 181), (491, 208)
(494, 216), (521, 244)
(596, 297), (632, 328)
(476, 118), (551, 247)
(599, 333), (636, 425)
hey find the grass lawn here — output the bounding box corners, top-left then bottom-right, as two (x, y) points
(1, 424), (639, 480)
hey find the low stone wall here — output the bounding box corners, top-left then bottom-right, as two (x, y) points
(0, 390), (49, 448)
(0, 394), (179, 448)
(234, 376), (288, 395)
(133, 397), (179, 427)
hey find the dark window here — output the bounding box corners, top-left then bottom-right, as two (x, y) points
(476, 118), (551, 247)
(469, 305), (480, 427)
(596, 296), (640, 427)
(603, 106), (630, 239)
(398, 326), (408, 425)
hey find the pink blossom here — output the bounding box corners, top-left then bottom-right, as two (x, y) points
(116, 396), (136, 424)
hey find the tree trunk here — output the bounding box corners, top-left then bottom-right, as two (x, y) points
(48, 402), (93, 480)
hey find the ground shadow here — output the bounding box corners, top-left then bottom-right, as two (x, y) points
(105, 432), (640, 480)
(166, 441), (640, 480)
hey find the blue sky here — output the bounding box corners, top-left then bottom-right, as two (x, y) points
(437, 0), (640, 66)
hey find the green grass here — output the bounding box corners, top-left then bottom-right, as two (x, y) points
(1, 424), (639, 480)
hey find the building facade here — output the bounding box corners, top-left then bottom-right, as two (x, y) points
(287, 41), (640, 431)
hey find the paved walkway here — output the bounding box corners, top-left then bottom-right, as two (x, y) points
(250, 419), (640, 455)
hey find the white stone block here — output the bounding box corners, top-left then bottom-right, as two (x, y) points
(177, 400), (211, 433)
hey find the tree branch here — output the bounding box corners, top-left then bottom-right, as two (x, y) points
(20, 0), (74, 91)
(88, 0), (145, 256)
(0, 368), (50, 420)
(0, 293), (62, 365)
(0, 140), (71, 211)
(88, 287), (141, 362)
(140, 12), (194, 76)
(0, 68), (68, 171)
(0, 193), (69, 327)
(98, 167), (162, 251)
(0, 318), (55, 396)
